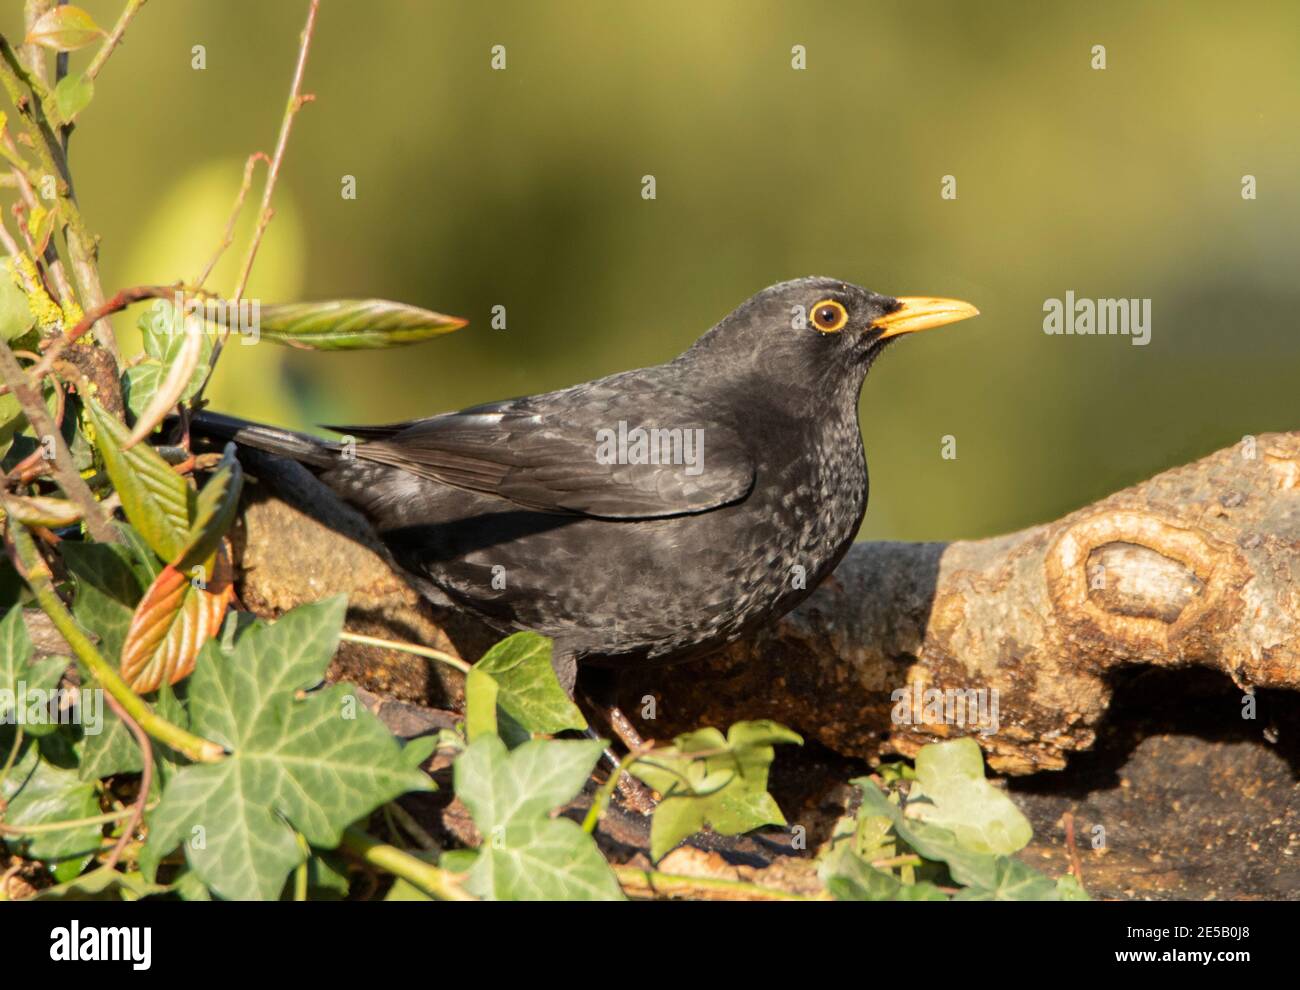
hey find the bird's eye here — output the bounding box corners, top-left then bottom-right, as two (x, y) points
(810, 299), (848, 333)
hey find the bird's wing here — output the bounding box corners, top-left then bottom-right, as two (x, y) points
(328, 382), (755, 519)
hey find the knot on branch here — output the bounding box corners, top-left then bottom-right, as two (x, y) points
(1045, 509), (1249, 674)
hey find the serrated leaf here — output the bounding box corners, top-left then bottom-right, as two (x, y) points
(53, 74), (94, 122)
(255, 299), (466, 351)
(453, 733), (620, 901)
(473, 632), (585, 735)
(905, 738), (1033, 855)
(87, 399), (191, 561)
(118, 555), (233, 693)
(25, 5), (104, 51)
(629, 720), (802, 862)
(142, 597), (432, 900)
(177, 444), (241, 570)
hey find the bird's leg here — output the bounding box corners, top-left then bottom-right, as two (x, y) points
(577, 668), (657, 815)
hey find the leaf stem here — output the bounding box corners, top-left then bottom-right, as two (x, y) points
(3, 519), (225, 763)
(84, 0), (148, 84)
(612, 865), (824, 901)
(338, 630), (470, 674)
(339, 825), (475, 901)
(0, 802), (156, 836)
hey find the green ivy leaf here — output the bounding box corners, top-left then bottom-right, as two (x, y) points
(0, 738), (100, 881)
(0, 607), (68, 738)
(255, 299), (466, 351)
(124, 298), (214, 423)
(86, 399), (192, 561)
(819, 842), (903, 901)
(141, 597), (433, 900)
(464, 666), (498, 741)
(854, 777), (1062, 900)
(904, 738), (1032, 855)
(950, 857), (1061, 901)
(629, 720), (802, 862)
(61, 544), (147, 779)
(453, 733), (620, 900)
(473, 632), (586, 735)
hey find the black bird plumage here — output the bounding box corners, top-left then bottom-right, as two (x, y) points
(195, 277), (978, 690)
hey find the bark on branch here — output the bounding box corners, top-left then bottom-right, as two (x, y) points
(228, 432), (1300, 775)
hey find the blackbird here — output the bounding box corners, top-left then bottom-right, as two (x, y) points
(195, 277), (977, 691)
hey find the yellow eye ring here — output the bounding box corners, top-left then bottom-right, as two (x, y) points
(810, 299), (848, 333)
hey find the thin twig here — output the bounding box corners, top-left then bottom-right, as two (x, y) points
(193, 151), (268, 289)
(0, 803), (156, 836)
(0, 337), (116, 541)
(199, 0), (319, 398)
(338, 630), (471, 674)
(0, 33), (118, 361)
(84, 0), (148, 83)
(99, 692), (152, 872)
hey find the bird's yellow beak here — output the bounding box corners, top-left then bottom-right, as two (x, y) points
(872, 297), (980, 339)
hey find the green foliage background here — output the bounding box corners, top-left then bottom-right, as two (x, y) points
(8, 0), (1295, 541)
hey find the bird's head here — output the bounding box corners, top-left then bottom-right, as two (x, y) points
(685, 276), (979, 397)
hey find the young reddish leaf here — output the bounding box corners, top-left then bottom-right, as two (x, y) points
(24, 5), (105, 52)
(120, 549), (233, 694)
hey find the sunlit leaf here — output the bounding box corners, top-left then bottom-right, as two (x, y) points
(473, 632), (585, 735)
(629, 720), (801, 862)
(255, 299), (466, 351)
(142, 597), (433, 900)
(119, 552), (233, 693)
(454, 733), (621, 900)
(904, 737), (1033, 855)
(1, 494), (83, 528)
(87, 399), (191, 560)
(24, 5), (105, 52)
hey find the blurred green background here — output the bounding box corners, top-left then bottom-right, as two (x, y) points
(8, 0), (1297, 541)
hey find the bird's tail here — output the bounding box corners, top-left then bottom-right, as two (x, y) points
(191, 411), (341, 469)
